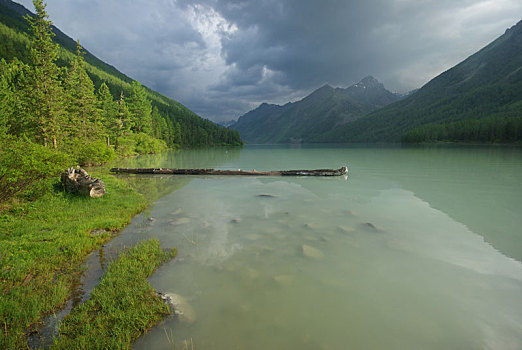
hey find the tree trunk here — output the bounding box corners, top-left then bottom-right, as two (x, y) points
(61, 167), (106, 197)
(110, 167), (348, 177)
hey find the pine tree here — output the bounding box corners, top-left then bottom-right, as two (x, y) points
(127, 81), (152, 134)
(151, 106), (162, 139)
(25, 0), (65, 149)
(0, 59), (15, 137)
(114, 90), (131, 150)
(173, 122), (182, 146)
(0, 59), (32, 139)
(64, 40), (101, 141)
(97, 82), (118, 147)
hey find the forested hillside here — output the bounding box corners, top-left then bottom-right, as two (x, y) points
(322, 20), (522, 143)
(231, 76), (402, 143)
(0, 0), (242, 149)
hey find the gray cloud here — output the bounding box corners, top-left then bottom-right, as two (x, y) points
(15, 0), (522, 122)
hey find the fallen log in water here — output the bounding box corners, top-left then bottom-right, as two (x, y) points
(110, 166), (348, 176)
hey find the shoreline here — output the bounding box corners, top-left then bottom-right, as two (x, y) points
(0, 169), (176, 349)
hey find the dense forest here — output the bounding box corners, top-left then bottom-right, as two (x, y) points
(0, 0), (241, 202)
(401, 108), (522, 143)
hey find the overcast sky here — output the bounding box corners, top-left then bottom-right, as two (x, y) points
(15, 0), (522, 122)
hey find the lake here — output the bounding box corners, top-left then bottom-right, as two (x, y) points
(108, 144), (522, 349)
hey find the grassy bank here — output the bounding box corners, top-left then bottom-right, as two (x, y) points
(53, 239), (176, 349)
(0, 171), (162, 349)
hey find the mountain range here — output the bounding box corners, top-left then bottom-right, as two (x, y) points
(231, 20), (522, 144)
(230, 76), (404, 143)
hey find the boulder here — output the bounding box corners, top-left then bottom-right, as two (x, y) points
(301, 244), (324, 259)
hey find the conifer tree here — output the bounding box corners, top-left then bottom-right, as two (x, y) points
(114, 90), (131, 150)
(64, 40), (101, 141)
(25, 0), (65, 149)
(0, 59), (31, 138)
(151, 106), (169, 141)
(127, 81), (152, 134)
(173, 122), (182, 146)
(0, 60), (14, 137)
(97, 82), (118, 147)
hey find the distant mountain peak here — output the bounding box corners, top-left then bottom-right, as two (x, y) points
(352, 76), (383, 90)
(231, 75), (402, 143)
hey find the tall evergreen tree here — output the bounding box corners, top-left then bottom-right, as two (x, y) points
(25, 0), (65, 148)
(127, 81), (152, 134)
(0, 59), (14, 137)
(0, 59), (31, 138)
(151, 106), (162, 139)
(64, 40), (101, 141)
(113, 90), (131, 150)
(97, 82), (118, 147)
(173, 122), (182, 146)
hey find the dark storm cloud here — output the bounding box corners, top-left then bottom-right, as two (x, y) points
(15, 0), (522, 122)
(207, 0), (520, 91)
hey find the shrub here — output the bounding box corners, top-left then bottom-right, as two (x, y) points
(133, 133), (167, 154)
(73, 140), (115, 166)
(116, 133), (167, 157)
(0, 136), (70, 202)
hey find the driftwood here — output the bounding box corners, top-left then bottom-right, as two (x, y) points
(61, 167), (106, 197)
(110, 166), (348, 176)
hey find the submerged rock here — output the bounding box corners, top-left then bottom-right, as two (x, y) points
(257, 194), (277, 198)
(301, 244), (324, 259)
(304, 223), (320, 230)
(171, 208), (182, 216)
(338, 225), (355, 234)
(363, 222), (382, 231)
(273, 274), (294, 285)
(169, 217), (190, 225)
(160, 292), (197, 324)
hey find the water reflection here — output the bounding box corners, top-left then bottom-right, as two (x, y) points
(131, 164), (522, 349)
(224, 144), (522, 262)
(112, 147), (241, 169)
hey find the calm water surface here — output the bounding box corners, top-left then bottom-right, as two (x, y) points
(111, 145), (521, 349)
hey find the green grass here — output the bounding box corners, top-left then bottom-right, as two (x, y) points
(0, 172), (148, 349)
(52, 239), (176, 349)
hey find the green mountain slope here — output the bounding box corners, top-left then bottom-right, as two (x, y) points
(231, 76), (401, 143)
(323, 20), (522, 143)
(0, 0), (242, 147)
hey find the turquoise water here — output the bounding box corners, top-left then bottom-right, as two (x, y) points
(114, 144), (522, 349)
